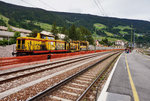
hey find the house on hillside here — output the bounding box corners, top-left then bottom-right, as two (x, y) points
(10, 26), (32, 34)
(10, 26), (32, 36)
(57, 33), (65, 40)
(95, 40), (99, 46)
(0, 31), (27, 40)
(0, 26), (32, 37)
(0, 31), (14, 40)
(115, 40), (125, 48)
(0, 26), (8, 31)
(115, 40), (125, 46)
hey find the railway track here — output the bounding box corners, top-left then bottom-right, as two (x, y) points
(27, 52), (121, 101)
(0, 51), (112, 84)
(0, 51), (122, 100)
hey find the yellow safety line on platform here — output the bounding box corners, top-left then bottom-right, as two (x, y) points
(125, 55), (140, 101)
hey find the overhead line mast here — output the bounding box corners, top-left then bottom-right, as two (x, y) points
(21, 0), (36, 7)
(131, 25), (133, 45)
(21, 0), (56, 11)
(96, 0), (108, 16)
(93, 0), (104, 15)
(93, 0), (108, 16)
(38, 0), (57, 10)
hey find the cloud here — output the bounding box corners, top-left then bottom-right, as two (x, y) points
(103, 0), (150, 20)
(1, 0), (150, 21)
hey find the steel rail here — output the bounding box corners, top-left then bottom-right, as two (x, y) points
(0, 51), (111, 76)
(76, 53), (121, 101)
(27, 51), (120, 101)
(0, 52), (111, 84)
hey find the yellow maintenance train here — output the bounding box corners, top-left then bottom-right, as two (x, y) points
(13, 33), (89, 56)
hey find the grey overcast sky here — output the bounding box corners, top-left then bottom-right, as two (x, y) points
(1, 0), (150, 21)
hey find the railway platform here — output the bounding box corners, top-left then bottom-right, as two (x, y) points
(98, 50), (150, 101)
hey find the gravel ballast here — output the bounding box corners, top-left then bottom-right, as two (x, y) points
(0, 53), (113, 101)
(42, 53), (119, 101)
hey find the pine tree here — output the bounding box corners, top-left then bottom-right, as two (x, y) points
(69, 24), (77, 40)
(79, 26), (94, 44)
(61, 26), (66, 34)
(51, 22), (58, 39)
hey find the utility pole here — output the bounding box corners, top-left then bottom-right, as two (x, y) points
(94, 27), (97, 52)
(133, 28), (135, 48)
(130, 25), (133, 48)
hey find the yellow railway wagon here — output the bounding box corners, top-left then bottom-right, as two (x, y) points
(14, 33), (89, 56)
(16, 37), (44, 51)
(80, 41), (89, 50)
(69, 41), (80, 52)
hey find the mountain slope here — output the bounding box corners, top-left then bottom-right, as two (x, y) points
(0, 1), (150, 44)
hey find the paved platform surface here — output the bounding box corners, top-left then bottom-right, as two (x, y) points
(98, 50), (150, 101)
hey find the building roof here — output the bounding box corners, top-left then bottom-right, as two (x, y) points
(116, 40), (125, 42)
(41, 31), (54, 37)
(0, 26), (32, 34)
(20, 33), (27, 37)
(58, 33), (65, 36)
(0, 26), (8, 30)
(10, 26), (32, 34)
(0, 31), (14, 37)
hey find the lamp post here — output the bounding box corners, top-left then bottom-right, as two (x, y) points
(133, 28), (135, 48)
(94, 34), (97, 52)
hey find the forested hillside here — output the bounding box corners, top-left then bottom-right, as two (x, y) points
(0, 1), (150, 45)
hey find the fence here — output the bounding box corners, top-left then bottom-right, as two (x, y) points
(0, 49), (123, 68)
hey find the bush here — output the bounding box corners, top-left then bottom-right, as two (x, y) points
(99, 38), (114, 46)
(0, 31), (20, 46)
(0, 39), (8, 46)
(9, 31), (21, 44)
(0, 40), (4, 45)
